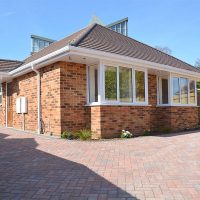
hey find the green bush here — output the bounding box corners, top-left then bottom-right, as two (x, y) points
(77, 129), (92, 140)
(61, 131), (74, 140)
(121, 130), (133, 138)
(159, 127), (171, 134)
(143, 129), (151, 136)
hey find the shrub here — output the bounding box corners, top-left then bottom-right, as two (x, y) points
(61, 131), (74, 140)
(77, 129), (92, 140)
(159, 127), (171, 134)
(143, 129), (151, 136)
(121, 130), (133, 138)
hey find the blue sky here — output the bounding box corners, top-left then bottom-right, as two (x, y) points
(0, 0), (199, 65)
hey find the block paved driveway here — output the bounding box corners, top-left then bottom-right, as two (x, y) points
(0, 127), (200, 200)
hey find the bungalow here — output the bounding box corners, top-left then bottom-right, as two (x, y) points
(0, 23), (200, 138)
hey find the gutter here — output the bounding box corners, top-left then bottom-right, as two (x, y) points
(32, 64), (41, 134)
(69, 46), (200, 79)
(9, 45), (70, 77)
(7, 44), (200, 80)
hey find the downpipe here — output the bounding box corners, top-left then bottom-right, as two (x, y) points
(32, 64), (41, 134)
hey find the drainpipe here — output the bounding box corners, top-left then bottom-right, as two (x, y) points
(32, 64), (41, 134)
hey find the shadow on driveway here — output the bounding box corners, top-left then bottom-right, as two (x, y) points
(153, 130), (200, 137)
(0, 132), (137, 200)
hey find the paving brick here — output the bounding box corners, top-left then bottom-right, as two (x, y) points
(0, 127), (200, 199)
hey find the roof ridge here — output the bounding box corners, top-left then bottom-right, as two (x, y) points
(70, 23), (97, 46)
(95, 24), (196, 69)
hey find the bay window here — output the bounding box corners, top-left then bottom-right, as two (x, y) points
(88, 64), (147, 104)
(172, 77), (196, 105)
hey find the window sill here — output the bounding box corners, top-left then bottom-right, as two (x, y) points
(86, 102), (150, 107)
(157, 104), (198, 107)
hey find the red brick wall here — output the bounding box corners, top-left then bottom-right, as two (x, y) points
(40, 63), (62, 135)
(87, 106), (151, 139)
(12, 72), (38, 131)
(148, 74), (158, 131)
(0, 62), (62, 135)
(170, 106), (198, 131)
(87, 74), (199, 138)
(148, 74), (199, 132)
(102, 106), (151, 138)
(0, 63), (199, 138)
(0, 83), (6, 126)
(60, 62), (87, 133)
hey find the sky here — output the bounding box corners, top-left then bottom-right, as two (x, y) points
(0, 0), (200, 66)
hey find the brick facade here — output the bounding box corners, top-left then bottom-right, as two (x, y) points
(0, 83), (6, 126)
(87, 106), (151, 139)
(40, 63), (61, 135)
(60, 62), (87, 133)
(0, 62), (199, 138)
(12, 73), (38, 131)
(87, 74), (199, 138)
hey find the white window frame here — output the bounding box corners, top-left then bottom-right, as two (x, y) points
(87, 62), (148, 106)
(87, 65), (99, 103)
(171, 75), (197, 106)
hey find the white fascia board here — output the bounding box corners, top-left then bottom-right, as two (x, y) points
(9, 45), (70, 77)
(0, 72), (10, 76)
(69, 46), (200, 79)
(0, 72), (11, 83)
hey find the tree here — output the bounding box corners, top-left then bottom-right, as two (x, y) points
(155, 46), (172, 55)
(195, 58), (200, 68)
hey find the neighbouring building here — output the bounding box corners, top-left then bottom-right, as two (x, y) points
(0, 23), (200, 138)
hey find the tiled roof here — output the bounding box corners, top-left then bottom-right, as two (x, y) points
(7, 23), (200, 74)
(0, 59), (23, 73)
(73, 24), (199, 73)
(23, 25), (92, 65)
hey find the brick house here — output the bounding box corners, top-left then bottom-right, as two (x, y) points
(0, 24), (200, 138)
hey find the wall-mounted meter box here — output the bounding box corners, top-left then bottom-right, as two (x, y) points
(16, 98), (21, 114)
(16, 97), (28, 114)
(21, 97), (27, 113)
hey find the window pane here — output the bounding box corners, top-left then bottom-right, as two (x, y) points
(119, 67), (132, 102)
(116, 24), (121, 33)
(121, 21), (126, 35)
(180, 78), (188, 104)
(190, 80), (195, 104)
(135, 71), (145, 102)
(89, 67), (98, 103)
(173, 77), (180, 103)
(162, 78), (168, 104)
(105, 66), (117, 101)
